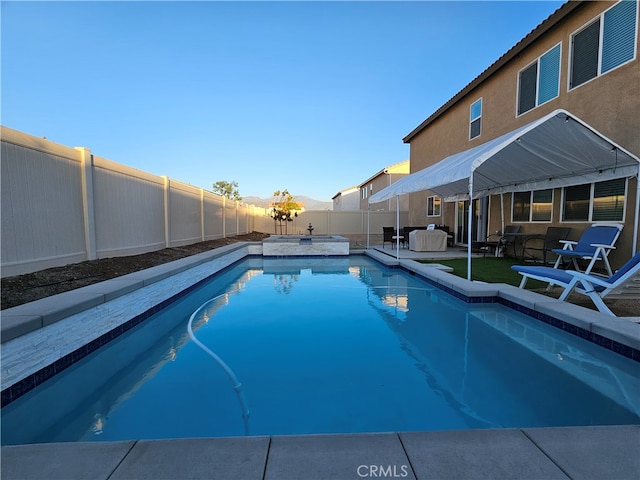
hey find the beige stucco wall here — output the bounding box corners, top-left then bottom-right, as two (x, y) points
(406, 1), (640, 268)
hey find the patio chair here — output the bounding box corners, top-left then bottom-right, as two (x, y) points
(382, 227), (395, 248)
(434, 225), (454, 247)
(402, 227), (421, 248)
(485, 225), (521, 257)
(521, 226), (571, 265)
(383, 227), (405, 248)
(511, 252), (640, 316)
(552, 224), (623, 276)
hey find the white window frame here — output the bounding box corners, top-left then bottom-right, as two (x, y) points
(511, 189), (554, 223)
(561, 178), (628, 222)
(427, 195), (441, 217)
(469, 98), (482, 140)
(568, 0), (638, 91)
(516, 43), (562, 117)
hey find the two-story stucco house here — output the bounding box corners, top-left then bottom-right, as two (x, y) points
(374, 0), (639, 270)
(359, 160), (410, 212)
(332, 186), (360, 211)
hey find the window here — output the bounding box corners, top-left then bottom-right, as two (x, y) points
(532, 189), (553, 221)
(570, 0), (637, 89)
(562, 178), (626, 221)
(427, 195), (441, 217)
(563, 183), (590, 220)
(361, 187), (368, 199)
(513, 192), (531, 222)
(469, 98), (482, 139)
(518, 44), (561, 115)
(593, 178), (626, 221)
(512, 189), (553, 222)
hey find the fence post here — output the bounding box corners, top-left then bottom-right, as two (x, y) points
(200, 188), (205, 242)
(222, 195), (226, 238)
(163, 176), (171, 247)
(76, 147), (97, 260)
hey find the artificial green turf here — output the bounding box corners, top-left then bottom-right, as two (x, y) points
(418, 257), (549, 288)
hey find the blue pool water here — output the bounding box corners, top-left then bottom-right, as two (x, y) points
(2, 256), (639, 445)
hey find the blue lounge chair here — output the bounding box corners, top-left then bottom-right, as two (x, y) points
(552, 223), (623, 276)
(512, 252), (640, 316)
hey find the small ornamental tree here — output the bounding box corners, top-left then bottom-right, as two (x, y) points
(212, 180), (242, 201)
(270, 189), (304, 234)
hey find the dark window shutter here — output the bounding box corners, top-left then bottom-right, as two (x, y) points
(518, 63), (538, 114)
(571, 19), (600, 88)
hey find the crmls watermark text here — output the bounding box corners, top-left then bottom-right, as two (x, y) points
(357, 465), (409, 478)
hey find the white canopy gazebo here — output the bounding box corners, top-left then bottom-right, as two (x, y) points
(368, 109), (640, 279)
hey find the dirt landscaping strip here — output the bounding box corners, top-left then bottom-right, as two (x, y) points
(1, 232), (270, 310)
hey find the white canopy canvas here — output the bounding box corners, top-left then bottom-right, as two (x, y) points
(370, 109), (640, 203)
(369, 109), (640, 274)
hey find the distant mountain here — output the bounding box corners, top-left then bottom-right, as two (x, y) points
(243, 195), (332, 211)
(294, 195), (333, 210)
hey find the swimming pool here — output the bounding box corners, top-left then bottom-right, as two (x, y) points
(2, 256), (638, 445)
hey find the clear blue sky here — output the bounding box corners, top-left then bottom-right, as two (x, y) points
(2, 0), (565, 202)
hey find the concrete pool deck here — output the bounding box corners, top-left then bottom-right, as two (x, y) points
(2, 426), (639, 479)
(1, 241), (639, 479)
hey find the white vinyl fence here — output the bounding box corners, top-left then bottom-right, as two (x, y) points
(252, 210), (409, 238)
(1, 126), (407, 276)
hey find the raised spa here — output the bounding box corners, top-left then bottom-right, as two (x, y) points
(262, 235), (349, 256)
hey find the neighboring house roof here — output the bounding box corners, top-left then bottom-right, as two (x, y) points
(332, 186), (359, 200)
(358, 160), (410, 187)
(403, 0), (583, 143)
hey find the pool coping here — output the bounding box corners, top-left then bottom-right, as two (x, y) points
(1, 244), (639, 407)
